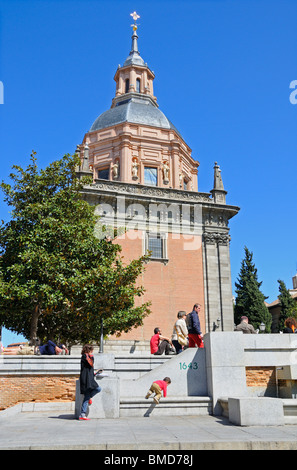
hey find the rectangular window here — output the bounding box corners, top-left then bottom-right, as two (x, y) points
(136, 78), (141, 93)
(125, 79), (130, 93)
(145, 233), (168, 262)
(144, 167), (157, 186)
(98, 168), (109, 180)
(148, 234), (163, 258)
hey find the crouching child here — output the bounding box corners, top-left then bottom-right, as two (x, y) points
(145, 377), (171, 404)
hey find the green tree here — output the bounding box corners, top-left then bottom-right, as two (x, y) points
(0, 152), (150, 345)
(277, 279), (297, 332)
(234, 246), (271, 332)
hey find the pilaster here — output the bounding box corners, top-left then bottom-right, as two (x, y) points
(202, 231), (234, 332)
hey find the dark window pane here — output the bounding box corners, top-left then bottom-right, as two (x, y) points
(98, 168), (109, 180)
(125, 79), (130, 93)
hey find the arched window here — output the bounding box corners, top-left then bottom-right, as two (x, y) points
(125, 79), (130, 93)
(136, 78), (140, 93)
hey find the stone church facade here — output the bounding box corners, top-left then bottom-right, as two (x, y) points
(76, 18), (240, 341)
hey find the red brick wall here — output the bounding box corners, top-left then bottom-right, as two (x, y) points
(0, 375), (78, 411)
(246, 367), (276, 391)
(115, 230), (205, 341)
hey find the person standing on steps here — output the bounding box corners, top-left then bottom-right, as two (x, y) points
(187, 303), (204, 348)
(171, 311), (188, 354)
(78, 344), (102, 421)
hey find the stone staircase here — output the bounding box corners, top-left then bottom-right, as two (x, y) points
(116, 347), (212, 417)
(120, 396), (212, 417)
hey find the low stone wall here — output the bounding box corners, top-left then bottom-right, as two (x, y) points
(0, 375), (77, 410)
(0, 356), (80, 410)
(204, 332), (297, 414)
(0, 354), (114, 411)
(1, 333), (297, 417)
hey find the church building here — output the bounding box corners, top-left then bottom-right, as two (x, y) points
(76, 13), (240, 343)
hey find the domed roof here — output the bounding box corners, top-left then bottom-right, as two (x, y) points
(90, 96), (181, 136)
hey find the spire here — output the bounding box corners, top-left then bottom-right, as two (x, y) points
(113, 12), (156, 104)
(123, 12), (145, 67)
(211, 162), (227, 204)
(75, 141), (93, 180)
(213, 162), (225, 190)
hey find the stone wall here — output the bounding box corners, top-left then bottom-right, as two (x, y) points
(0, 375), (77, 411)
(0, 355), (81, 411)
(1, 333), (297, 414)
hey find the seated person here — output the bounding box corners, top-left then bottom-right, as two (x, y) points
(150, 327), (174, 355)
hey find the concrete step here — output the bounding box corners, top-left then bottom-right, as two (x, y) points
(70, 340), (151, 356)
(114, 355), (173, 379)
(103, 340), (151, 355)
(120, 396), (212, 417)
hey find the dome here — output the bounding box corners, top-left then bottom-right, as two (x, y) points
(90, 96), (181, 136)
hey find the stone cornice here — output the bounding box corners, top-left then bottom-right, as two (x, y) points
(85, 179), (211, 203)
(81, 179), (240, 218)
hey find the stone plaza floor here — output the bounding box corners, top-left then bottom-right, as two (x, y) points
(1, 404), (297, 450)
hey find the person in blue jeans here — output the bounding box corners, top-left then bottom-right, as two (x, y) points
(79, 344), (102, 421)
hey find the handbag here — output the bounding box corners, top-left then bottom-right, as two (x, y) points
(174, 325), (188, 346)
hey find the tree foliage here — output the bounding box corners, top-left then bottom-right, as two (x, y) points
(234, 246), (271, 332)
(0, 152), (151, 345)
(277, 279), (297, 332)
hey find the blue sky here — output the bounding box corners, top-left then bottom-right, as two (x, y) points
(0, 0), (296, 345)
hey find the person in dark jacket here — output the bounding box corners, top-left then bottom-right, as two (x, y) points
(79, 344), (102, 421)
(187, 304), (204, 348)
(37, 340), (68, 355)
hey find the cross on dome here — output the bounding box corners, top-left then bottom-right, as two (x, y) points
(130, 11), (140, 31)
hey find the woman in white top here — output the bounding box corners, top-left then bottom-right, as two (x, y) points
(171, 311), (188, 354)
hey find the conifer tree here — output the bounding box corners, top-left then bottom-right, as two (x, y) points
(277, 279), (297, 332)
(234, 246), (271, 332)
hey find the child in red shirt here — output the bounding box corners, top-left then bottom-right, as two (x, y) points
(145, 377), (171, 404)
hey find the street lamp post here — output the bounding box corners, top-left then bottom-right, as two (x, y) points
(99, 318), (104, 353)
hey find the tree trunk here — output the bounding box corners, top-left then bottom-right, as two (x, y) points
(29, 304), (40, 345)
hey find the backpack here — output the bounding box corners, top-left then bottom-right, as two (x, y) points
(185, 312), (192, 330)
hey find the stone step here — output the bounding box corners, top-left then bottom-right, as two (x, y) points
(70, 340), (151, 356)
(103, 340), (151, 355)
(120, 396), (212, 417)
(114, 355), (172, 379)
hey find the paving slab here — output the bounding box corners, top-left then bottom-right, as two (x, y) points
(1, 405), (297, 450)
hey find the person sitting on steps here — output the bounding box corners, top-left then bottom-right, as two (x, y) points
(150, 327), (175, 355)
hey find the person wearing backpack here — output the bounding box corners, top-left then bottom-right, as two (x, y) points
(187, 303), (204, 348)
